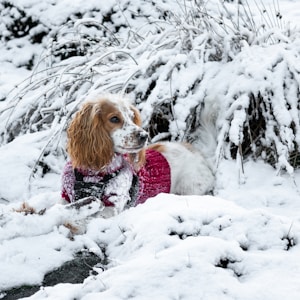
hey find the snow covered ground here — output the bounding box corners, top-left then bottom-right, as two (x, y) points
(1, 149), (300, 299)
(1, 0), (300, 299)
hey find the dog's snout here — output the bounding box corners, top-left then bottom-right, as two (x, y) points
(137, 131), (148, 144)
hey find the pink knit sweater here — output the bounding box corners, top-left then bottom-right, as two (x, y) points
(135, 149), (171, 204)
(61, 149), (171, 207)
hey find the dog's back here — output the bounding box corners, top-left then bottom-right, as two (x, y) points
(149, 142), (214, 195)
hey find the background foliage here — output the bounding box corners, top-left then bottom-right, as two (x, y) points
(0, 0), (299, 176)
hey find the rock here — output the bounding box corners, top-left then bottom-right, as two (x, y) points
(2, 251), (105, 300)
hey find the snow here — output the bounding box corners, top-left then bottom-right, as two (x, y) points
(1, 0), (300, 299)
(2, 189), (300, 299)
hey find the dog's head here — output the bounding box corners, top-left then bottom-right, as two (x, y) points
(67, 95), (148, 170)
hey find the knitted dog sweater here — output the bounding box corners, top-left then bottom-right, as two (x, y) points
(61, 149), (171, 207)
(135, 149), (171, 204)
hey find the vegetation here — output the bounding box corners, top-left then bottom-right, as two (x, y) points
(0, 0), (299, 176)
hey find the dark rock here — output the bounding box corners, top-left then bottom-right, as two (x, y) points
(2, 251), (105, 300)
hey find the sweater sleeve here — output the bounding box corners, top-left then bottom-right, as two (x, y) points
(61, 161), (75, 202)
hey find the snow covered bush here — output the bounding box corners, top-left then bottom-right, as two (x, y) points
(0, 0), (299, 175)
(0, 1), (49, 70)
(215, 40), (300, 173)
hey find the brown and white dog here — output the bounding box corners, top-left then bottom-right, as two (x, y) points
(62, 94), (214, 215)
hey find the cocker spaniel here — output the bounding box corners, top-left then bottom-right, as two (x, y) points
(62, 94), (214, 215)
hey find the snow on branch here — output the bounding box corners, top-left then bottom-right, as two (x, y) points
(0, 0), (299, 173)
(215, 42), (300, 172)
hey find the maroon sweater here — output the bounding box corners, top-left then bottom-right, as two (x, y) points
(135, 149), (171, 204)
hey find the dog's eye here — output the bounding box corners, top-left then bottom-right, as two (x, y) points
(110, 116), (120, 123)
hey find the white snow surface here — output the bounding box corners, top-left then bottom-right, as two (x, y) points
(1, 0), (300, 299)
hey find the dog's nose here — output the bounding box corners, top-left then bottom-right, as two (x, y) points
(137, 131), (148, 144)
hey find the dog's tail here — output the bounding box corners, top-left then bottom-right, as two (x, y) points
(187, 99), (219, 172)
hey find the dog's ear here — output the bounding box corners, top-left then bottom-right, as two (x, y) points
(67, 101), (114, 169)
(130, 105), (142, 126)
(128, 105), (147, 170)
(128, 149), (146, 171)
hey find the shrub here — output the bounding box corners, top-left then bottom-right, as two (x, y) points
(0, 0), (299, 176)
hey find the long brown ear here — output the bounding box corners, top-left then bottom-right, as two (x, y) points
(128, 105), (146, 170)
(129, 105), (146, 171)
(67, 101), (114, 169)
(130, 105), (142, 126)
(128, 149), (146, 171)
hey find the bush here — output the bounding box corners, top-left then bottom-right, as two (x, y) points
(0, 0), (299, 175)
(215, 42), (300, 173)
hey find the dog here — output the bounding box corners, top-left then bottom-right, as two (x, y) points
(61, 94), (215, 215)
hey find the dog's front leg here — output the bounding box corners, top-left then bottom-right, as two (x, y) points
(103, 167), (134, 214)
